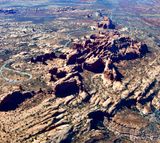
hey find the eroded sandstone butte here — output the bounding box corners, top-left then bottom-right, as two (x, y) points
(29, 29), (148, 99)
(0, 17), (159, 143)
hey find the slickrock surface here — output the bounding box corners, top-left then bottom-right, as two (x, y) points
(0, 17), (159, 143)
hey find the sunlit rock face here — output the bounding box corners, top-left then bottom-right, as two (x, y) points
(44, 21), (148, 102)
(0, 1), (160, 143)
(97, 16), (115, 29)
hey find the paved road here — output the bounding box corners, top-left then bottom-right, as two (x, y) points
(0, 60), (32, 84)
(0, 28), (93, 83)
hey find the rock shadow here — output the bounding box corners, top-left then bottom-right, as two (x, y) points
(0, 91), (34, 111)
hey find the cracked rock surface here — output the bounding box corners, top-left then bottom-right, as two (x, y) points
(0, 17), (160, 143)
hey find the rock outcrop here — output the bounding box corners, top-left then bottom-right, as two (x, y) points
(2, 16), (160, 143)
(31, 51), (66, 64)
(97, 16), (115, 29)
(103, 59), (123, 81)
(83, 57), (105, 73)
(29, 19), (149, 102)
(55, 79), (79, 97)
(0, 91), (34, 111)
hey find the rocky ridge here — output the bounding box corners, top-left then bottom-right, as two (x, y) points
(0, 17), (159, 143)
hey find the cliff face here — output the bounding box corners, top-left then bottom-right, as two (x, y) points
(0, 17), (159, 143)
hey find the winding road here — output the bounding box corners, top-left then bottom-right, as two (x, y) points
(0, 28), (94, 84)
(0, 60), (32, 84)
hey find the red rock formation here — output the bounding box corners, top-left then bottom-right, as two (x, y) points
(83, 57), (105, 73)
(103, 59), (122, 81)
(0, 91), (34, 111)
(32, 21), (148, 90)
(47, 31), (148, 86)
(55, 79), (79, 97)
(97, 16), (115, 29)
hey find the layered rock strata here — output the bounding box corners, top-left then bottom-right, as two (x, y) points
(0, 17), (159, 143)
